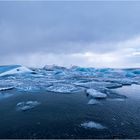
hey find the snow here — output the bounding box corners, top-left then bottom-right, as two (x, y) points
(16, 101), (40, 111)
(86, 89), (107, 99)
(81, 121), (106, 129)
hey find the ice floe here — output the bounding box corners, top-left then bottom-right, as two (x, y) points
(81, 121), (106, 129)
(16, 101), (40, 111)
(0, 65), (139, 100)
(86, 89), (107, 99)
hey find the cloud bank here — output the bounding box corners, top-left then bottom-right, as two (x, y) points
(0, 1), (140, 68)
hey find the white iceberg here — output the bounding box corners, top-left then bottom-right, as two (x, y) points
(16, 101), (40, 111)
(86, 89), (107, 99)
(81, 121), (106, 129)
(0, 65), (32, 77)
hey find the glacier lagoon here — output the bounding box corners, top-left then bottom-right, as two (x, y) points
(0, 65), (140, 138)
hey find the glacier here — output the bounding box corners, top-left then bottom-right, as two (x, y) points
(0, 65), (140, 100)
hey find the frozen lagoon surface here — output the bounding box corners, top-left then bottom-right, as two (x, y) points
(0, 65), (140, 138)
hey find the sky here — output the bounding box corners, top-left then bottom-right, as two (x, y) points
(0, 1), (140, 68)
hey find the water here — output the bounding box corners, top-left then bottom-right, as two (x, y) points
(0, 85), (140, 138)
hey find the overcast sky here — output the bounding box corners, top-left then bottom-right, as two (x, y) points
(0, 1), (140, 68)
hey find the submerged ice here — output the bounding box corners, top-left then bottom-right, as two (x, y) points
(16, 101), (40, 111)
(81, 121), (106, 129)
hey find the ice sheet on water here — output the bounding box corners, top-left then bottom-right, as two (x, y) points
(81, 121), (106, 129)
(16, 101), (40, 111)
(46, 83), (84, 93)
(74, 81), (122, 89)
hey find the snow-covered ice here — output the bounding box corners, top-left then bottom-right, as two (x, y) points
(81, 121), (106, 129)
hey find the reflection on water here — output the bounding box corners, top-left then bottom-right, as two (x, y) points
(0, 85), (140, 138)
(115, 84), (140, 99)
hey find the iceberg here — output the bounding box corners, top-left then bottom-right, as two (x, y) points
(81, 121), (106, 129)
(0, 65), (32, 77)
(16, 101), (40, 111)
(86, 89), (107, 99)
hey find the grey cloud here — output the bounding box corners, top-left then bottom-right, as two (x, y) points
(0, 1), (140, 67)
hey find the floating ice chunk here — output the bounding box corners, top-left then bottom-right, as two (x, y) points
(16, 101), (40, 111)
(0, 65), (32, 77)
(88, 99), (99, 105)
(81, 121), (106, 129)
(87, 89), (107, 99)
(0, 86), (14, 91)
